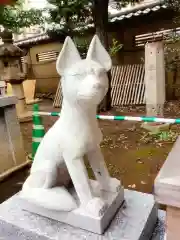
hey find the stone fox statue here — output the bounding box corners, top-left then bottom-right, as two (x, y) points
(21, 35), (121, 217)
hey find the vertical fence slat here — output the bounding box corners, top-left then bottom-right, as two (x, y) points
(53, 81), (63, 108)
(121, 65), (133, 105)
(133, 64), (142, 105)
(111, 66), (121, 105)
(113, 66), (124, 106)
(124, 65), (137, 105)
(138, 65), (145, 104)
(117, 65), (129, 105)
(113, 65), (127, 106)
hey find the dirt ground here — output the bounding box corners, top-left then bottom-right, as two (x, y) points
(1, 99), (180, 203)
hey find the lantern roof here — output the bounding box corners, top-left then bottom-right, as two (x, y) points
(0, 30), (25, 58)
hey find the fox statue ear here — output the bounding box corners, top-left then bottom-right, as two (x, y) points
(56, 36), (81, 76)
(86, 35), (112, 71)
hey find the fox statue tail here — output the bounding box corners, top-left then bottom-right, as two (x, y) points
(20, 183), (77, 212)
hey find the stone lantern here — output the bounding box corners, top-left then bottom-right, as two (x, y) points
(0, 78), (6, 96)
(0, 30), (32, 122)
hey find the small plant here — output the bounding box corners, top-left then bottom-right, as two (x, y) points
(140, 130), (179, 144)
(155, 130), (179, 142)
(109, 38), (123, 57)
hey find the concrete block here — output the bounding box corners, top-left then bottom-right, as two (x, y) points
(0, 95), (30, 181)
(4, 104), (26, 166)
(0, 95), (17, 107)
(0, 189), (158, 240)
(145, 42), (165, 106)
(154, 136), (180, 208)
(0, 110), (14, 174)
(144, 42), (165, 117)
(154, 136), (180, 240)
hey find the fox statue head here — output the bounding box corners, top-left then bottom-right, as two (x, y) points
(56, 35), (112, 107)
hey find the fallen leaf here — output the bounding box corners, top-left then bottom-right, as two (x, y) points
(136, 158), (144, 164)
(128, 184), (136, 189)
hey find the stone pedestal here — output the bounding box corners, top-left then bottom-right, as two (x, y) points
(0, 95), (31, 181)
(0, 189), (158, 240)
(10, 82), (32, 122)
(144, 41), (165, 117)
(0, 80), (6, 96)
(154, 136), (180, 240)
(7, 81), (42, 106)
(0, 32), (32, 123)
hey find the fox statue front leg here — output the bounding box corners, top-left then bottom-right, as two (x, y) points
(87, 146), (121, 193)
(63, 151), (108, 217)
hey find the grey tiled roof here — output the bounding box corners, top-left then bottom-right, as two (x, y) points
(15, 33), (50, 47)
(110, 3), (167, 22)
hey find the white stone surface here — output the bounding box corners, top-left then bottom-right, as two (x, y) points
(154, 136), (180, 240)
(0, 190), (158, 240)
(154, 136), (180, 208)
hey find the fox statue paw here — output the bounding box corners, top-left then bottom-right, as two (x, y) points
(83, 197), (108, 217)
(100, 178), (121, 193)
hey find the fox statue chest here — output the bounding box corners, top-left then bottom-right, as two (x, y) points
(31, 118), (102, 173)
(53, 114), (102, 157)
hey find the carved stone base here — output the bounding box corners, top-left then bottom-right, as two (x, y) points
(19, 180), (124, 234)
(18, 111), (32, 123)
(0, 190), (158, 239)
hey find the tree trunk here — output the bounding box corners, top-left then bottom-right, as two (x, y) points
(92, 0), (112, 112)
(0, 0), (15, 5)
